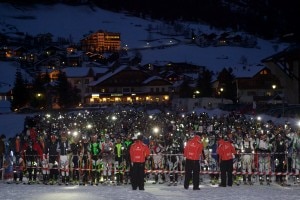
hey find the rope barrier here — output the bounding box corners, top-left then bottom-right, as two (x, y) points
(6, 166), (300, 176)
(2, 152), (300, 179)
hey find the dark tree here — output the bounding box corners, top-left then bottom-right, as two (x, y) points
(11, 68), (30, 111)
(217, 68), (237, 103)
(196, 69), (213, 97)
(30, 72), (51, 109)
(55, 71), (80, 108)
(179, 79), (193, 98)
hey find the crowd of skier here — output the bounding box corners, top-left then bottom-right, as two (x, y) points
(1, 105), (300, 187)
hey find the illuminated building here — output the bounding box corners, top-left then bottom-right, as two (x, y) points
(81, 31), (121, 53)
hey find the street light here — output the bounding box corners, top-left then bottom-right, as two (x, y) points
(272, 84), (284, 117)
(272, 84), (277, 104)
(220, 87), (224, 104)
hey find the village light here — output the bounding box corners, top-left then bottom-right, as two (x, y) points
(220, 87), (224, 104)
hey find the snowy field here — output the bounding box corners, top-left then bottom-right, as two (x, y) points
(1, 179), (300, 200)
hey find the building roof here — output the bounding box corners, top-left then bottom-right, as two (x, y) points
(261, 44), (300, 62)
(62, 67), (108, 78)
(142, 76), (172, 86)
(89, 65), (128, 86)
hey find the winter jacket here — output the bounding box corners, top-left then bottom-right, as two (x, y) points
(129, 140), (150, 163)
(25, 146), (38, 162)
(44, 141), (59, 163)
(217, 140), (236, 161)
(57, 140), (70, 156)
(184, 135), (204, 160)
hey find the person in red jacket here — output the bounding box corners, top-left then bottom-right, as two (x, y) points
(183, 132), (205, 190)
(129, 134), (150, 190)
(217, 133), (236, 187)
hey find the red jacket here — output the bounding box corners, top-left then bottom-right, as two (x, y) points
(184, 135), (204, 160)
(217, 140), (236, 161)
(130, 140), (150, 163)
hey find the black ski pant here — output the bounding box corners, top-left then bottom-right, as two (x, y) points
(220, 159), (233, 186)
(131, 162), (145, 190)
(184, 159), (200, 189)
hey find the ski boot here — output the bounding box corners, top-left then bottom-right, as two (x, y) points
(200, 177), (203, 183)
(102, 176), (110, 185)
(266, 176), (271, 185)
(242, 176), (247, 185)
(152, 174), (158, 184)
(211, 178), (217, 185)
(245, 175), (253, 185)
(74, 179), (79, 185)
(280, 180), (289, 187)
(234, 177), (240, 186)
(168, 181), (174, 186)
(99, 176), (104, 184)
(65, 176), (70, 186)
(95, 178), (100, 186)
(248, 180), (253, 185)
(59, 176), (64, 186)
(259, 176), (264, 185)
(158, 176), (165, 184)
(42, 175), (48, 185)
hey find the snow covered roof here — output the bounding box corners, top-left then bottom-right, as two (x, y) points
(142, 75), (171, 85)
(62, 67), (93, 77)
(62, 67), (108, 78)
(89, 65), (128, 86)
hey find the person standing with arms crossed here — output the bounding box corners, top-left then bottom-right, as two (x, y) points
(183, 132), (205, 190)
(217, 133), (236, 187)
(129, 134), (150, 190)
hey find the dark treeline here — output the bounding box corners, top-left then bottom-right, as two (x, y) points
(3, 0), (300, 42)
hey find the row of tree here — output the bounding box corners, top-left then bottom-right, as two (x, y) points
(11, 69), (81, 111)
(179, 67), (237, 102)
